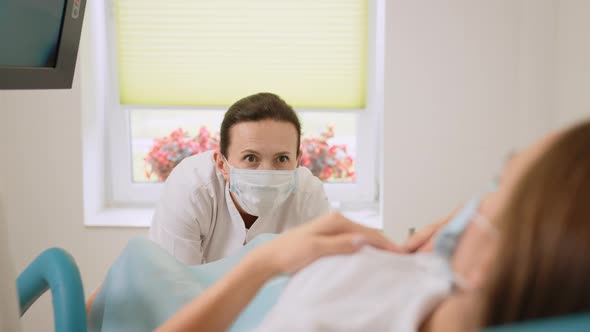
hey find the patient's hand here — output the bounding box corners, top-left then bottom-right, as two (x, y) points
(254, 212), (405, 275)
(403, 206), (461, 253)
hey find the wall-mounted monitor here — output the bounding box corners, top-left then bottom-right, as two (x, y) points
(0, 0), (86, 89)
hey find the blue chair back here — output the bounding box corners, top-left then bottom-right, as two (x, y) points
(17, 247), (86, 332)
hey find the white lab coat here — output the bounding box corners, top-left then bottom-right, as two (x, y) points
(149, 151), (331, 265)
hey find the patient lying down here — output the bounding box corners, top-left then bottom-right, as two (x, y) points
(89, 120), (590, 332)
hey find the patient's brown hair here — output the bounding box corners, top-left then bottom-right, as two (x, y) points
(481, 120), (590, 326)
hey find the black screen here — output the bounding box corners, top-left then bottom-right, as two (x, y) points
(0, 0), (67, 68)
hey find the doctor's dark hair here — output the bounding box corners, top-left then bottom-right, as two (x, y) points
(219, 92), (302, 157)
(479, 119), (590, 328)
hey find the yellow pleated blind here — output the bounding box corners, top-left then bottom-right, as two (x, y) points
(114, 0), (368, 109)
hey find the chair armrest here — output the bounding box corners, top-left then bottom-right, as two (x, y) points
(16, 247), (86, 332)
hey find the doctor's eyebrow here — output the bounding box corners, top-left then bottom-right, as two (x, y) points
(240, 149), (261, 155)
(273, 151), (292, 156)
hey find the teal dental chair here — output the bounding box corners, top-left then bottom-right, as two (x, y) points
(483, 314), (590, 332)
(14, 246), (589, 332)
(17, 247), (86, 332)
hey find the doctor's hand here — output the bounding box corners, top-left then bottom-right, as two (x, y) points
(403, 206), (461, 253)
(253, 212), (405, 275)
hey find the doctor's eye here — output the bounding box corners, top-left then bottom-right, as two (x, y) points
(277, 155), (290, 163)
(243, 155), (258, 163)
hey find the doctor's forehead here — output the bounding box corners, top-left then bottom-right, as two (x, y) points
(227, 120), (299, 154)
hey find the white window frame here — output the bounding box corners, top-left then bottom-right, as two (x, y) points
(99, 0), (384, 211)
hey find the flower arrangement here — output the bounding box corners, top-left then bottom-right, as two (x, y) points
(144, 127), (219, 181)
(299, 126), (355, 182)
(144, 125), (355, 182)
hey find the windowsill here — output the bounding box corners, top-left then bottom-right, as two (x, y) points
(85, 208), (154, 227)
(84, 205), (382, 229)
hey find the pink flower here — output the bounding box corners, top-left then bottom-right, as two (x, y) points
(145, 125), (353, 182)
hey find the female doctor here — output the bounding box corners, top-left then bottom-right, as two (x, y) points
(148, 92), (331, 265)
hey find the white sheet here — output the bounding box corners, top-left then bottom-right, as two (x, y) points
(255, 248), (453, 332)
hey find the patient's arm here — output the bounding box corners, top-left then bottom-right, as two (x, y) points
(156, 212), (404, 332)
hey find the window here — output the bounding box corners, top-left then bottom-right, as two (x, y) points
(104, 0), (384, 207)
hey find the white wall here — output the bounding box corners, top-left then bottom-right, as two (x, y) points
(515, 0), (557, 145)
(1, 1), (589, 331)
(381, 0), (583, 240)
(554, 0), (590, 128)
(0, 197), (21, 331)
(383, 0), (520, 239)
(0, 62), (146, 331)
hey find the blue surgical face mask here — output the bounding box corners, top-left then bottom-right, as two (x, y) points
(434, 184), (500, 290)
(434, 197), (482, 261)
(224, 157), (297, 216)
(434, 179), (500, 261)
